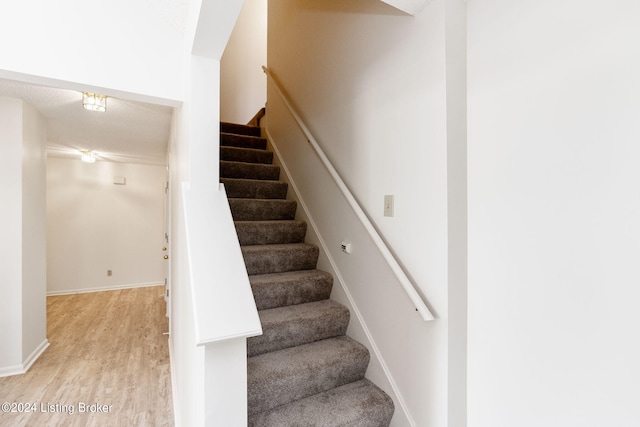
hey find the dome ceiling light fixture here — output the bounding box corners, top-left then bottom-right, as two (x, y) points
(80, 150), (96, 163)
(82, 92), (107, 112)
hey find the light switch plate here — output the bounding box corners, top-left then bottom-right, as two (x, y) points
(384, 195), (394, 217)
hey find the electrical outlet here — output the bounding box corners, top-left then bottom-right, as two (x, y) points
(384, 195), (394, 217)
(107, 270), (112, 277)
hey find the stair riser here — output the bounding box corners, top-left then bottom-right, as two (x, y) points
(248, 303), (349, 357)
(221, 133), (267, 150)
(248, 337), (370, 415)
(236, 221), (306, 246)
(229, 199), (297, 221)
(220, 146), (273, 164)
(248, 379), (394, 427)
(242, 245), (319, 275)
(220, 161), (280, 181)
(222, 179), (288, 199)
(250, 271), (333, 310)
(221, 122), (261, 137)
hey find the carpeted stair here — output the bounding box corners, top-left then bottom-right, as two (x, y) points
(220, 121), (395, 426)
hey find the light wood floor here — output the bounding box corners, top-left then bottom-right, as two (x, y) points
(0, 286), (173, 427)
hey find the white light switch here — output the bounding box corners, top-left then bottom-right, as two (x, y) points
(384, 195), (394, 217)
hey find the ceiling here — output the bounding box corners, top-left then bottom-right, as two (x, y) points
(0, 77), (174, 166)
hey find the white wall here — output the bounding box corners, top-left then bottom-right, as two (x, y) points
(1, 1), (253, 423)
(170, 1), (252, 425)
(467, 1), (640, 426)
(0, 98), (47, 376)
(168, 104), (207, 427)
(21, 102), (48, 364)
(169, 55), (254, 427)
(444, 1), (467, 425)
(0, 98), (25, 372)
(46, 157), (166, 294)
(267, 1), (458, 425)
(220, 0), (267, 123)
(0, 0), (184, 104)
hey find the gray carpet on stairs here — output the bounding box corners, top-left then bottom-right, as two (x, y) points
(221, 132), (267, 149)
(221, 122), (262, 137)
(220, 121), (394, 426)
(248, 336), (370, 415)
(222, 177), (288, 199)
(248, 299), (350, 357)
(221, 146), (274, 164)
(220, 160), (281, 180)
(249, 270), (333, 310)
(242, 243), (319, 275)
(235, 220), (307, 245)
(248, 379), (394, 427)
(229, 198), (297, 221)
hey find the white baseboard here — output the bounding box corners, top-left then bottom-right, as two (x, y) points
(23, 339), (49, 372)
(47, 282), (164, 296)
(0, 339), (49, 378)
(0, 364), (24, 378)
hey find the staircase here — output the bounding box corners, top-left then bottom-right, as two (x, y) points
(220, 121), (395, 426)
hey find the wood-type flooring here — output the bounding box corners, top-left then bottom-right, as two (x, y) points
(0, 286), (173, 427)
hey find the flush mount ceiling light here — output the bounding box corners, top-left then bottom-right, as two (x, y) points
(82, 92), (107, 112)
(81, 151), (96, 163)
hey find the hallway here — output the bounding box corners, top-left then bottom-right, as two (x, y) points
(0, 286), (173, 427)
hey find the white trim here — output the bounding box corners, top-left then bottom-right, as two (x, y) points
(46, 282), (164, 296)
(168, 336), (181, 427)
(0, 365), (26, 378)
(0, 339), (50, 378)
(0, 364), (25, 378)
(266, 128), (418, 427)
(183, 184), (262, 346)
(22, 339), (49, 372)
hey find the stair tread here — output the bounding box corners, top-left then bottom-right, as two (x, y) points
(220, 160), (280, 180)
(249, 270), (334, 310)
(221, 177), (283, 185)
(221, 122), (261, 137)
(229, 198), (297, 221)
(248, 300), (349, 357)
(220, 146), (273, 164)
(248, 336), (370, 415)
(258, 299), (347, 325)
(221, 178), (288, 199)
(220, 146), (270, 154)
(249, 270), (333, 284)
(248, 379), (394, 427)
(235, 220), (307, 245)
(234, 219), (306, 225)
(242, 242), (318, 257)
(242, 243), (319, 275)
(249, 269), (333, 286)
(243, 242), (316, 250)
(229, 197), (294, 202)
(220, 132), (267, 150)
